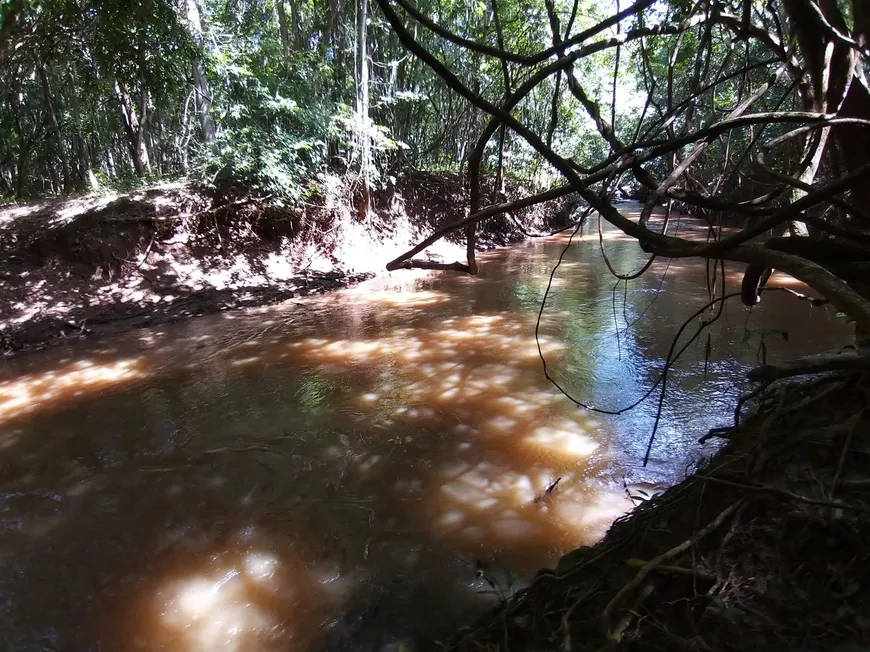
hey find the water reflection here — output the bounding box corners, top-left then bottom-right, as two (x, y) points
(0, 206), (850, 650)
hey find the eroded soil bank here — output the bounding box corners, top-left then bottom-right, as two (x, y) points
(1, 171), (570, 353)
(451, 354), (870, 651)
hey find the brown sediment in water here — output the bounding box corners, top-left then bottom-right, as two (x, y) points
(452, 362), (870, 651)
(0, 201), (854, 651)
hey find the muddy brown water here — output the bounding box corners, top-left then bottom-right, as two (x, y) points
(0, 205), (851, 651)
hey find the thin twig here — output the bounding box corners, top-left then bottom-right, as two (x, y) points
(600, 501), (742, 640)
(136, 229), (158, 269)
(606, 584), (654, 649)
(830, 408), (868, 498)
(748, 352), (870, 383)
(695, 475), (870, 514)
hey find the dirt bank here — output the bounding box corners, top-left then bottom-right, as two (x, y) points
(449, 353), (870, 651)
(0, 171), (571, 354)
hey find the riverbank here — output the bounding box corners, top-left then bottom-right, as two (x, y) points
(0, 171), (570, 354)
(450, 354), (870, 651)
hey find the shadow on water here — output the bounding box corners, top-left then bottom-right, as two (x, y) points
(0, 207), (851, 651)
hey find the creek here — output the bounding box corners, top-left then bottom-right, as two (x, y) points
(0, 204), (849, 651)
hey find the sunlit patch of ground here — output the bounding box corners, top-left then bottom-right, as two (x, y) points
(0, 193), (121, 229)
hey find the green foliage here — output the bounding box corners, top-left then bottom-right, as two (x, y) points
(0, 0), (643, 199)
(197, 76), (325, 201)
(0, 0), (842, 216)
(85, 0), (195, 93)
(329, 103), (407, 185)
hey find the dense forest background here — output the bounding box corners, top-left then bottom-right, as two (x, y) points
(0, 0), (634, 201)
(1, 0), (869, 327)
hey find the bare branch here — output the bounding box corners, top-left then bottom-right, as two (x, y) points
(748, 352), (870, 383)
(385, 186), (574, 271)
(389, 0), (656, 66)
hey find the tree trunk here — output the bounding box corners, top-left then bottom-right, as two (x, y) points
(15, 146), (28, 198)
(325, 0), (346, 166)
(106, 147), (117, 179)
(114, 80), (150, 176)
(37, 62), (72, 194)
(276, 0), (291, 63)
(186, 0), (216, 142)
(67, 70), (99, 191)
(781, 0), (870, 229)
(490, 0), (509, 202)
(833, 78), (870, 212)
(355, 0), (371, 217)
(290, 0), (305, 50)
(9, 87), (30, 198)
(193, 61), (215, 142)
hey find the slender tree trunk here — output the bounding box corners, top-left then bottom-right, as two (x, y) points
(276, 0), (291, 64)
(16, 146), (28, 198)
(355, 0), (371, 216)
(325, 0), (346, 166)
(186, 0), (216, 142)
(178, 89), (194, 172)
(0, 169), (12, 196)
(67, 70), (99, 191)
(149, 127), (160, 176)
(106, 147), (117, 179)
(290, 0), (304, 50)
(114, 80), (150, 176)
(193, 61), (215, 142)
(37, 62), (72, 194)
(9, 88), (29, 198)
(490, 0), (509, 201)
